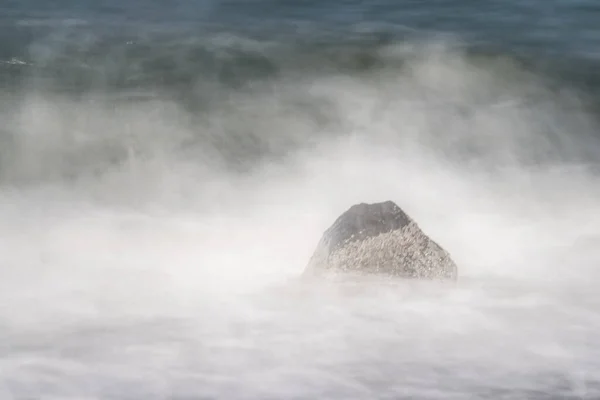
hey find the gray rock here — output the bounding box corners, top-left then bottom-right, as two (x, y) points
(303, 201), (458, 280)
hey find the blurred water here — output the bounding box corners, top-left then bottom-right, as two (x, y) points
(1, 1), (600, 399)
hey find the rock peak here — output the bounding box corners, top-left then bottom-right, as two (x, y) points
(325, 201), (412, 252)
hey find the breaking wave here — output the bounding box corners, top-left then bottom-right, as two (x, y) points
(1, 21), (600, 398)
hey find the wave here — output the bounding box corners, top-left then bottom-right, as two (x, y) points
(2, 19), (600, 398)
(0, 28), (598, 192)
(1, 23), (599, 93)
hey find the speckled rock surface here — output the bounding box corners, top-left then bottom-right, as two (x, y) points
(303, 201), (458, 280)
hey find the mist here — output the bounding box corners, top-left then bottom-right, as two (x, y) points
(1, 38), (600, 398)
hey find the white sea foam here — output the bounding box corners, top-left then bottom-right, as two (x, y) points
(1, 40), (599, 398)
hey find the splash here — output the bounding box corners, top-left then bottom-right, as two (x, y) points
(1, 35), (600, 398)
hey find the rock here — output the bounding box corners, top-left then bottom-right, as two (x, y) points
(303, 201), (458, 280)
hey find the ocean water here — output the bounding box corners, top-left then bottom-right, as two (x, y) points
(1, 1), (600, 399)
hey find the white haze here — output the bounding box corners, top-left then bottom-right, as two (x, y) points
(1, 43), (600, 398)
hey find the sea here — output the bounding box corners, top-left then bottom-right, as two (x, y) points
(1, 1), (600, 399)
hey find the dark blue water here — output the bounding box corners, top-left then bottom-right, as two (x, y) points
(1, 2), (600, 399)
(1, 0), (599, 180)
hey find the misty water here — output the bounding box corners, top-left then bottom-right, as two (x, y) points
(2, 1), (600, 399)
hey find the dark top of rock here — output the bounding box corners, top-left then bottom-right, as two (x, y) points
(324, 200), (412, 252)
